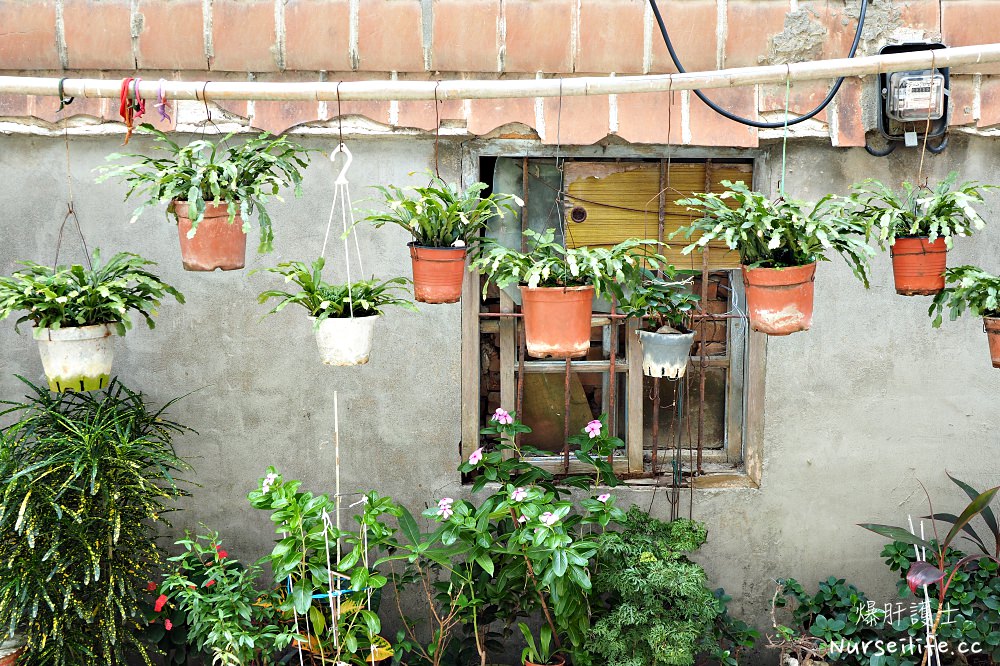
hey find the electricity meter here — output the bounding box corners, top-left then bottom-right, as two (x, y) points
(886, 70), (945, 121)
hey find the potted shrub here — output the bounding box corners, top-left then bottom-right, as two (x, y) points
(619, 271), (701, 379)
(0, 379), (191, 664)
(98, 124), (311, 271)
(472, 228), (659, 358)
(843, 173), (996, 296)
(928, 265), (1000, 368)
(0, 250), (183, 392)
(365, 175), (521, 304)
(256, 257), (416, 366)
(676, 181), (873, 336)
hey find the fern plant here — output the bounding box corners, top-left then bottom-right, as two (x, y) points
(675, 180), (874, 286)
(928, 265), (1000, 327)
(0, 249), (183, 334)
(843, 172), (996, 249)
(256, 257), (416, 327)
(97, 125), (311, 253)
(0, 378), (192, 666)
(586, 507), (755, 666)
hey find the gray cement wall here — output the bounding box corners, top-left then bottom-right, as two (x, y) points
(0, 131), (998, 658)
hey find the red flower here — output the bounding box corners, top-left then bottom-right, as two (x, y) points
(146, 581), (157, 592)
(204, 580), (216, 587)
(164, 619), (173, 631)
(216, 548), (228, 559)
(154, 594), (168, 612)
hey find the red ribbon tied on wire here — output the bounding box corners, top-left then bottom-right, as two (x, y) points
(118, 77), (146, 144)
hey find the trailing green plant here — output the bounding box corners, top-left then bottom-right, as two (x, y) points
(0, 378), (192, 666)
(366, 174), (522, 248)
(769, 577), (914, 666)
(0, 249), (183, 334)
(674, 180), (874, 286)
(248, 470), (398, 666)
(256, 257), (417, 327)
(97, 124), (311, 253)
(617, 268), (700, 332)
(843, 172), (997, 249)
(586, 506), (756, 666)
(157, 530), (294, 666)
(928, 265), (1000, 327)
(471, 228), (665, 299)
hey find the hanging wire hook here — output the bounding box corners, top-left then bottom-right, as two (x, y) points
(336, 81), (344, 147)
(433, 81), (442, 179)
(330, 143), (353, 185)
(57, 77), (74, 111)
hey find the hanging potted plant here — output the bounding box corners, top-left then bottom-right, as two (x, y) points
(928, 265), (1000, 368)
(97, 124), (311, 272)
(0, 250), (184, 392)
(844, 173), (996, 296)
(675, 181), (873, 336)
(619, 271), (700, 379)
(365, 175), (521, 304)
(257, 257), (416, 366)
(472, 229), (659, 359)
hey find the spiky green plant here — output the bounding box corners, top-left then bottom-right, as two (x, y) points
(0, 378), (192, 666)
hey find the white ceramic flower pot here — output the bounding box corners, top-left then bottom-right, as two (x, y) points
(311, 315), (379, 366)
(33, 323), (116, 392)
(637, 329), (695, 379)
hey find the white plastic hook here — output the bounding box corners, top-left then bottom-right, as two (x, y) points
(330, 143), (352, 185)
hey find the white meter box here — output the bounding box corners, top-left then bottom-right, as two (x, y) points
(887, 70), (945, 122)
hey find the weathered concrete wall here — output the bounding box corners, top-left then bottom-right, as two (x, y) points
(0, 132), (998, 657)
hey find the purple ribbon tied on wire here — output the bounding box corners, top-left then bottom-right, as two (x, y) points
(155, 79), (172, 123)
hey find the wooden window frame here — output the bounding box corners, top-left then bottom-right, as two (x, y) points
(459, 140), (767, 489)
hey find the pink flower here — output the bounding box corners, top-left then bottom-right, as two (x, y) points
(492, 408), (513, 425)
(585, 419), (602, 439)
(539, 512), (559, 527)
(468, 447), (484, 465)
(597, 493), (611, 503)
(261, 472), (279, 494)
(511, 487), (527, 502)
(164, 619), (173, 631)
(437, 498), (454, 520)
(517, 514), (528, 524)
(154, 594), (168, 612)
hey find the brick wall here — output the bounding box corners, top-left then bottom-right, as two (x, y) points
(0, 0), (999, 145)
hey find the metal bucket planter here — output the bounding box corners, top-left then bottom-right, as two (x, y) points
(519, 285), (595, 359)
(174, 201), (248, 272)
(890, 237), (947, 296)
(637, 329), (695, 378)
(409, 243), (467, 304)
(985, 317), (1000, 369)
(33, 323), (115, 392)
(311, 315), (379, 366)
(742, 262), (816, 336)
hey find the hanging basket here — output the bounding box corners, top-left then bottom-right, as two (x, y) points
(408, 243), (467, 304)
(985, 317), (1000, 369)
(890, 237), (947, 296)
(519, 285), (594, 359)
(33, 323), (116, 392)
(637, 328), (695, 378)
(174, 201), (248, 272)
(311, 315), (379, 366)
(742, 263), (816, 336)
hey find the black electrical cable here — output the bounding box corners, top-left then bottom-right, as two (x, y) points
(647, 0), (869, 129)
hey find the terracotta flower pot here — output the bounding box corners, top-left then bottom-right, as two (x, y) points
(0, 637), (24, 666)
(985, 317), (1000, 369)
(173, 201), (248, 272)
(519, 285), (594, 359)
(890, 237), (947, 296)
(409, 243), (467, 304)
(742, 263), (816, 336)
(525, 656), (565, 666)
(33, 323), (116, 392)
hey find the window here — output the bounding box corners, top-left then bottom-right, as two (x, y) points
(460, 148), (764, 489)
